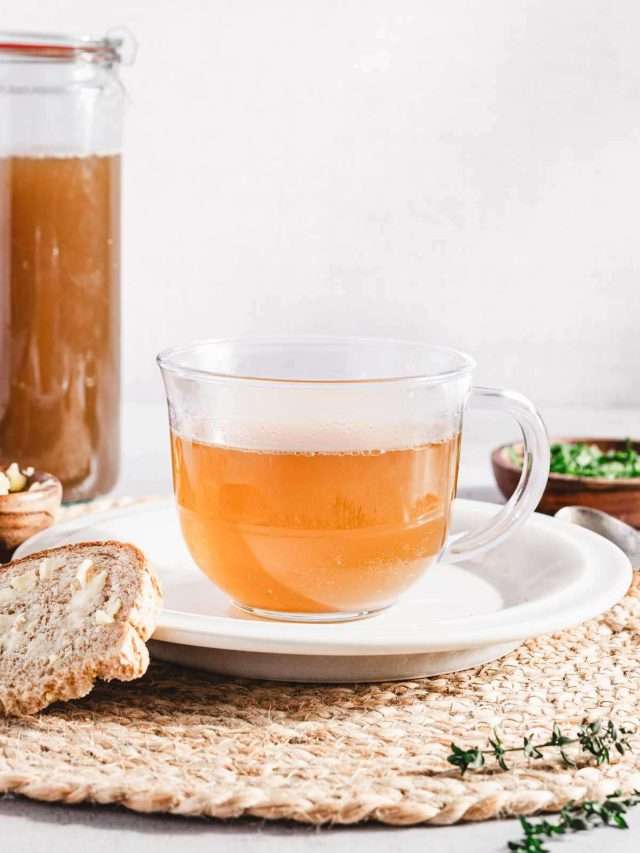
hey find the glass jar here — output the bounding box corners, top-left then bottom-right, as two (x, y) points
(0, 30), (135, 501)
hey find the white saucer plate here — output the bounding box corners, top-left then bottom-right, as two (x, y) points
(15, 499), (632, 682)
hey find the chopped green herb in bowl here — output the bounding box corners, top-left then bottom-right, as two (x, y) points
(492, 437), (640, 525)
(509, 440), (640, 480)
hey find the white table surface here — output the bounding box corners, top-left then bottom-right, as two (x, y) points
(4, 401), (640, 853)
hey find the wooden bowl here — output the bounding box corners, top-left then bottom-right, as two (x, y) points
(0, 468), (63, 562)
(491, 437), (640, 528)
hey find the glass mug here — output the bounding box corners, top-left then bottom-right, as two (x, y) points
(158, 337), (549, 622)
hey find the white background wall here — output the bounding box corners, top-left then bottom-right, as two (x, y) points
(3, 1), (640, 408)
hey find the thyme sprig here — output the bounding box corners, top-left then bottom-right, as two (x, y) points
(507, 791), (640, 851)
(448, 719), (634, 775)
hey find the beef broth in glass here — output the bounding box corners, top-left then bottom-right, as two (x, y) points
(0, 31), (135, 500)
(159, 337), (550, 622)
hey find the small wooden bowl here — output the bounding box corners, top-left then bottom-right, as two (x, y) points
(491, 437), (640, 528)
(0, 468), (63, 562)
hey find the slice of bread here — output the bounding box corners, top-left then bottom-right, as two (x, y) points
(0, 541), (162, 716)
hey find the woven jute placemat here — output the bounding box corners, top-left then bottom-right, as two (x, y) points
(1, 497), (639, 826)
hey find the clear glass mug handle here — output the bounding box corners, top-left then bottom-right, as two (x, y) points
(441, 386), (550, 564)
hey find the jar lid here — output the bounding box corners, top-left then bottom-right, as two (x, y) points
(0, 28), (137, 65)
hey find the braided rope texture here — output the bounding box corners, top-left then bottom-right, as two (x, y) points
(0, 499), (639, 825)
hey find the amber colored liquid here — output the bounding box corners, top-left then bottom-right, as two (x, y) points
(171, 431), (461, 614)
(0, 155), (120, 500)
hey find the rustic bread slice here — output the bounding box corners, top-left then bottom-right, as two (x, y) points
(0, 541), (162, 716)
